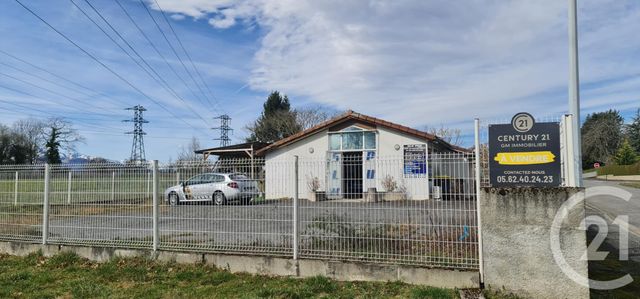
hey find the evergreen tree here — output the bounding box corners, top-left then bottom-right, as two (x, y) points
(614, 139), (639, 165)
(626, 109), (640, 154)
(246, 91), (301, 143)
(45, 127), (61, 164)
(581, 109), (624, 168)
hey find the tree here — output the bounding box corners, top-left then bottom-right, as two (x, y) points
(43, 118), (84, 164)
(613, 139), (639, 165)
(581, 110), (624, 168)
(177, 137), (201, 162)
(424, 125), (463, 146)
(11, 118), (46, 164)
(294, 106), (338, 130)
(246, 91), (301, 143)
(625, 109), (640, 154)
(0, 124), (32, 164)
(45, 127), (62, 164)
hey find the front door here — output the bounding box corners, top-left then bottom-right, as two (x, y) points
(342, 152), (363, 199)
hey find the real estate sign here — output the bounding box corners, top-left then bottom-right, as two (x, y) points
(488, 112), (561, 187)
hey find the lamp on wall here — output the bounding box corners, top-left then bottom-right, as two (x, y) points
(308, 147), (314, 154)
(394, 144), (400, 151)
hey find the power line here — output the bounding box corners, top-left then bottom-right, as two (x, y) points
(0, 69), (121, 114)
(113, 0), (217, 117)
(75, 0), (214, 129)
(13, 0), (207, 134)
(0, 49), (132, 108)
(137, 0), (223, 114)
(151, 0), (226, 114)
(0, 82), (124, 120)
(123, 105), (148, 162)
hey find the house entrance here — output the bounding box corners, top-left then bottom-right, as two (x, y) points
(342, 152), (363, 199)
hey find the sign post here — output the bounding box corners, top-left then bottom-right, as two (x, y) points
(489, 113), (562, 187)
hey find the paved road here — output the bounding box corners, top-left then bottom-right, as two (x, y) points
(584, 179), (640, 262)
(46, 199), (478, 252)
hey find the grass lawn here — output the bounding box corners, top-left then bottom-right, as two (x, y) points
(0, 252), (516, 299)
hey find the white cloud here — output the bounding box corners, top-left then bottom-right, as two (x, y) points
(153, 0), (640, 127)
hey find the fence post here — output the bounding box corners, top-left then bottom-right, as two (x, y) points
(111, 171), (116, 201)
(293, 156), (299, 260)
(14, 171), (18, 206)
(176, 171), (180, 185)
(474, 118), (484, 285)
(42, 164), (51, 245)
(67, 171), (72, 204)
(152, 160), (159, 251)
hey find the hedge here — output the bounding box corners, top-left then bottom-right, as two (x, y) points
(596, 162), (640, 176)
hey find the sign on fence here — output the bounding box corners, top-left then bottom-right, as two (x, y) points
(488, 112), (561, 187)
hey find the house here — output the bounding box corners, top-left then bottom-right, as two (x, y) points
(256, 110), (472, 201)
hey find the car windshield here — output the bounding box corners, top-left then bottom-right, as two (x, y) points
(229, 174), (249, 180)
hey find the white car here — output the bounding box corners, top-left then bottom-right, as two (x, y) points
(164, 173), (260, 206)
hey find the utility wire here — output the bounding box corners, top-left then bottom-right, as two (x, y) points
(138, 0), (222, 114)
(0, 68), (122, 114)
(152, 0), (226, 114)
(13, 0), (208, 134)
(0, 81), (124, 119)
(77, 0), (214, 128)
(0, 49), (133, 108)
(153, 0), (227, 114)
(113, 0), (216, 117)
(0, 61), (123, 111)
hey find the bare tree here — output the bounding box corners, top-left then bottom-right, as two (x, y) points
(177, 137), (201, 162)
(12, 118), (46, 164)
(294, 106), (338, 130)
(424, 125), (463, 146)
(44, 118), (85, 163)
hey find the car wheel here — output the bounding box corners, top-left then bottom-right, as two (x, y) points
(169, 193), (179, 206)
(213, 192), (226, 206)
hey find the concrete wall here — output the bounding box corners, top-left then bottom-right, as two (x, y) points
(0, 241), (479, 289)
(480, 187), (589, 299)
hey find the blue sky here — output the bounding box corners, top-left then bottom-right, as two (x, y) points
(1, 0), (639, 162)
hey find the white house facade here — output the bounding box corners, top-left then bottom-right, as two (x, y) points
(257, 111), (472, 201)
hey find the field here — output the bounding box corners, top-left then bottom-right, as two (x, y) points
(0, 251), (516, 299)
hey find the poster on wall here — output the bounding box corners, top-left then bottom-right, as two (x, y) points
(488, 112), (561, 187)
(404, 144), (426, 176)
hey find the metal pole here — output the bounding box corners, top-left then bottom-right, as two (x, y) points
(563, 114), (577, 187)
(152, 160), (159, 251)
(568, 0), (583, 187)
(67, 171), (72, 204)
(14, 171), (18, 206)
(111, 171), (116, 201)
(474, 119), (484, 284)
(293, 155), (299, 260)
(42, 164), (51, 245)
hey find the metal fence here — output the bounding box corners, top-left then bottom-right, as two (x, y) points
(0, 154), (480, 270)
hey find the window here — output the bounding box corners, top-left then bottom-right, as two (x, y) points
(329, 134), (341, 150)
(329, 130), (377, 151)
(364, 132), (376, 149)
(342, 132), (363, 150)
(229, 174), (248, 181)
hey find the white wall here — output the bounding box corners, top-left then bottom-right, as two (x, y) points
(264, 131), (328, 199)
(374, 127), (430, 200)
(265, 126), (441, 200)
